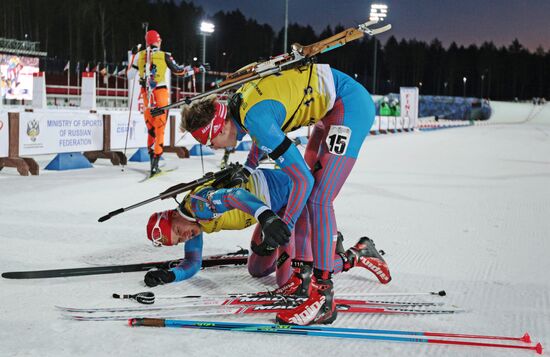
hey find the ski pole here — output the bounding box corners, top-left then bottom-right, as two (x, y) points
(338, 290), (447, 297)
(127, 317), (530, 342)
(121, 44), (141, 172)
(129, 319), (543, 354)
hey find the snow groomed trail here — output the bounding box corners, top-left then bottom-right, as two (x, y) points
(1, 101), (549, 356)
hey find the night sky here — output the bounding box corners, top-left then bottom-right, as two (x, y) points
(194, 0), (550, 51)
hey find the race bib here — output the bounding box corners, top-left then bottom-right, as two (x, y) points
(326, 125), (351, 156)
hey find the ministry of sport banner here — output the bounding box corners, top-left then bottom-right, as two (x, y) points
(18, 110), (103, 156)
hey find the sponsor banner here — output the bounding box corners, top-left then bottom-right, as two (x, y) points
(400, 87), (419, 130)
(19, 111), (103, 155)
(109, 111), (148, 150)
(0, 112), (8, 157)
(108, 111), (172, 150)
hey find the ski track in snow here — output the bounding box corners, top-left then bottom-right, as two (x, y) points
(1, 103), (550, 356)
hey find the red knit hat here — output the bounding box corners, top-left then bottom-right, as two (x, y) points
(146, 210), (174, 246)
(145, 30), (161, 46)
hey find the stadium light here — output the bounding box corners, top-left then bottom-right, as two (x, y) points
(370, 4), (388, 22)
(370, 3), (388, 94)
(463, 77), (467, 97)
(200, 22), (215, 34)
(199, 21), (215, 92)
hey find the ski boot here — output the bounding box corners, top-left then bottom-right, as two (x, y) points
(150, 154), (162, 177)
(340, 236), (391, 284)
(261, 261), (312, 297)
(276, 270), (337, 325)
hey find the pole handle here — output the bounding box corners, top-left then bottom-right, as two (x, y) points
(98, 208), (124, 222)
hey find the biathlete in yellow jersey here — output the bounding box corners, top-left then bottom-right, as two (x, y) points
(143, 168), (391, 290)
(180, 63), (377, 325)
(129, 30), (187, 176)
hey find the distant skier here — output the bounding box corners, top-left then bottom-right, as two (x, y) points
(128, 30), (187, 176)
(180, 63), (377, 325)
(144, 168), (390, 291)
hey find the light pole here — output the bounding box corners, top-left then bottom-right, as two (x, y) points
(370, 3), (388, 95)
(480, 73), (485, 99)
(284, 0), (289, 53)
(200, 21), (215, 92)
(463, 76), (467, 98)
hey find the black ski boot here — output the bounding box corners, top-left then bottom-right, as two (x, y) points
(150, 155), (162, 177)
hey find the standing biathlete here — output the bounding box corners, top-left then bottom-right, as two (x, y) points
(129, 30), (186, 176)
(180, 63), (377, 325)
(144, 169), (390, 290)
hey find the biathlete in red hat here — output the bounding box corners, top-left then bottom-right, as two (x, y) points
(128, 30), (187, 176)
(144, 168), (390, 292)
(180, 63), (377, 325)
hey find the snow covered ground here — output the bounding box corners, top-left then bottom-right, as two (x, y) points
(1, 102), (549, 356)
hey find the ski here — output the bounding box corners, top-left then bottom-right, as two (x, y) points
(1, 249), (248, 279)
(57, 296), (444, 314)
(139, 167), (179, 183)
(64, 304), (463, 321)
(129, 319), (544, 355)
(111, 291), (444, 307)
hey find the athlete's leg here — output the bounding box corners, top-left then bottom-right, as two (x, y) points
(151, 87), (169, 157)
(309, 81), (375, 271)
(142, 89), (155, 151)
(248, 224), (276, 278)
(304, 121), (325, 169)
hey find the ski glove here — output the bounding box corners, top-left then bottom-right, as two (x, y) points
(257, 210), (291, 249)
(144, 269), (176, 287)
(251, 240), (275, 256)
(227, 166), (252, 188)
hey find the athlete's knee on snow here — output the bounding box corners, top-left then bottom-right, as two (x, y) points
(247, 257), (275, 277)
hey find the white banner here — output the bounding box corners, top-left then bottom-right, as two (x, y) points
(0, 112), (8, 157)
(372, 116), (379, 132)
(400, 87), (419, 130)
(388, 116), (396, 132)
(81, 73), (96, 110)
(379, 116), (389, 132)
(107, 111), (172, 150)
(19, 111), (103, 156)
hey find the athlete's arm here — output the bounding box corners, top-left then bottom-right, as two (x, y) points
(244, 142), (265, 171)
(126, 50), (140, 79)
(164, 52), (186, 76)
(190, 187), (271, 221)
(171, 234), (203, 281)
(244, 101), (314, 230)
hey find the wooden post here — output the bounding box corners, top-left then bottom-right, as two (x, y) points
(163, 115), (189, 158)
(0, 112), (39, 176)
(83, 114), (127, 165)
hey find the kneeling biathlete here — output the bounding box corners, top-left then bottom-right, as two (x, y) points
(144, 168), (391, 289)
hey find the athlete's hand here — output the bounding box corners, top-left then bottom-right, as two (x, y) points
(258, 210), (291, 249)
(144, 269), (176, 287)
(131, 44), (142, 55)
(227, 166), (251, 187)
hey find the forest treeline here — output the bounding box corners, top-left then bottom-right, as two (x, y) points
(2, 0), (548, 100)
